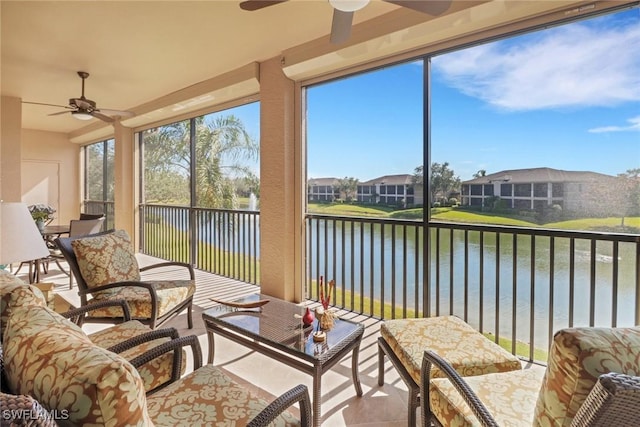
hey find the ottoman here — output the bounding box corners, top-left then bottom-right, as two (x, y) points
(378, 316), (522, 425)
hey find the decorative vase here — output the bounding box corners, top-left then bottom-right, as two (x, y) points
(302, 307), (315, 327)
(36, 219), (45, 232)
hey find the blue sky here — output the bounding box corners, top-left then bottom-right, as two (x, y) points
(307, 6), (639, 182)
(218, 7), (639, 183)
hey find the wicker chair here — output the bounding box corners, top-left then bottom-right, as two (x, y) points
(55, 229), (195, 329)
(420, 326), (640, 427)
(2, 304), (313, 426)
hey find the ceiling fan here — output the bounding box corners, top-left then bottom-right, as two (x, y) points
(23, 71), (134, 123)
(239, 0), (452, 44)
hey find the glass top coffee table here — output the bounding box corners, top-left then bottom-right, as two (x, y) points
(202, 293), (364, 427)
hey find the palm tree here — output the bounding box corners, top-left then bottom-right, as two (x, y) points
(195, 115), (258, 209)
(142, 115), (258, 209)
(337, 177), (359, 202)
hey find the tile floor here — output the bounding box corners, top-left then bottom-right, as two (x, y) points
(16, 255), (415, 426)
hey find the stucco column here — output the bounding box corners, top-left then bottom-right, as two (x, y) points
(1, 96), (23, 202)
(259, 57), (303, 302)
(113, 122), (136, 242)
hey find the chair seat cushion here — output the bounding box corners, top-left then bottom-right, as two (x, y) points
(381, 316), (522, 384)
(146, 364), (301, 426)
(89, 280), (195, 319)
(3, 304), (151, 426)
(88, 320), (186, 392)
(429, 365), (546, 427)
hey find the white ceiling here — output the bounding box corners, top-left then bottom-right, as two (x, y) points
(1, 0), (404, 134)
(2, 1), (600, 137)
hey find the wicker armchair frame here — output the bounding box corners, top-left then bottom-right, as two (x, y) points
(420, 349), (640, 427)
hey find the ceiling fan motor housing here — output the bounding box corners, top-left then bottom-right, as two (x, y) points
(70, 97), (96, 111)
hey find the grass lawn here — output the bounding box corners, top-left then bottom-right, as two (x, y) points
(308, 203), (396, 217)
(309, 202), (640, 233)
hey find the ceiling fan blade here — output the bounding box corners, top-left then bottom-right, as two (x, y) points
(384, 0), (452, 15)
(91, 112), (115, 123)
(330, 9), (354, 44)
(23, 101), (72, 109)
(48, 110), (71, 116)
(99, 108), (135, 118)
(239, 0), (287, 11)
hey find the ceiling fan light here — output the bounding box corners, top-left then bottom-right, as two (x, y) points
(72, 111), (93, 120)
(329, 0), (369, 12)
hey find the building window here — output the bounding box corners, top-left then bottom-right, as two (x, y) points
(470, 185), (483, 196)
(552, 183), (563, 197)
(534, 183), (547, 198)
(500, 184), (512, 197)
(514, 184), (531, 197)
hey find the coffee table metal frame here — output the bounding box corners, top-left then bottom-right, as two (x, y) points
(202, 295), (364, 427)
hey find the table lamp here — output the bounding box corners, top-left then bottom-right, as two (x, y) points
(0, 202), (50, 282)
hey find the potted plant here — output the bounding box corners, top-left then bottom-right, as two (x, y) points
(28, 204), (56, 231)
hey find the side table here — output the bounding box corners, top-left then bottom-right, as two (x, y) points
(33, 282), (75, 313)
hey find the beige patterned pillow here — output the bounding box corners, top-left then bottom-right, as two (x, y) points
(71, 229), (141, 288)
(533, 326), (640, 426)
(0, 271), (46, 341)
(4, 305), (151, 426)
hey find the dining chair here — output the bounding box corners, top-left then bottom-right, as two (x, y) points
(47, 217), (106, 288)
(79, 213), (105, 220)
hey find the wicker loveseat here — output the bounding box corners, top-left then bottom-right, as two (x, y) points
(1, 270), (187, 393)
(421, 325), (640, 426)
(2, 277), (311, 426)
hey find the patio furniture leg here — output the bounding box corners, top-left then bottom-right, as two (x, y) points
(207, 330), (215, 364)
(313, 365), (322, 427)
(352, 345), (363, 396)
(378, 342), (385, 386)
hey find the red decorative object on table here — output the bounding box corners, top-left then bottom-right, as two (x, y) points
(302, 307), (315, 327)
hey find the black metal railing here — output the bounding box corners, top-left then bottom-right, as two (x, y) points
(306, 213), (640, 361)
(139, 204), (640, 362)
(140, 204), (259, 285)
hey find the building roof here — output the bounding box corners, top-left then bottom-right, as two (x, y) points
(360, 174), (414, 185)
(308, 178), (339, 186)
(462, 167), (615, 185)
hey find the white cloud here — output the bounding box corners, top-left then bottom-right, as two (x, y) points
(432, 16), (640, 111)
(588, 116), (640, 133)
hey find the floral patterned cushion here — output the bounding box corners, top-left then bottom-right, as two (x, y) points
(533, 326), (640, 426)
(381, 316), (522, 384)
(88, 320), (186, 392)
(0, 271), (46, 342)
(146, 363), (301, 426)
(71, 229), (141, 289)
(429, 365), (546, 427)
(3, 304), (152, 426)
(88, 280), (196, 319)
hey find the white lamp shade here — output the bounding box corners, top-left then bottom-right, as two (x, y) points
(0, 202), (49, 265)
